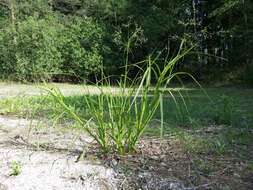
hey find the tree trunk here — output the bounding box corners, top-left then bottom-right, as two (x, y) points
(9, 0), (17, 44)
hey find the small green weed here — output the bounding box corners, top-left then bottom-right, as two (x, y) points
(10, 161), (22, 176)
(213, 95), (235, 126)
(246, 162), (253, 171)
(210, 139), (227, 154)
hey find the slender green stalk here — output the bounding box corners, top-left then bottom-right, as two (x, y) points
(160, 93), (164, 138)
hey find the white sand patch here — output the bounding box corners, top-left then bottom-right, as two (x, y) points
(0, 116), (119, 190)
(0, 148), (117, 190)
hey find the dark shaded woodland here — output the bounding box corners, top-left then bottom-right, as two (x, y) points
(0, 0), (252, 84)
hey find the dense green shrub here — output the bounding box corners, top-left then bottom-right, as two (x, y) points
(58, 17), (104, 82)
(0, 16), (63, 82)
(0, 27), (17, 78)
(0, 15), (104, 82)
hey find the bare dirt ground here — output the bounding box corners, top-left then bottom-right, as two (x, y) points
(0, 83), (118, 189)
(0, 116), (193, 190)
(0, 116), (119, 190)
(0, 83), (191, 190)
(0, 82), (124, 99)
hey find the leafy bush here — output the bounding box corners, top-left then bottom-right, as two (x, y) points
(0, 16), (105, 82)
(0, 27), (17, 78)
(58, 17), (104, 82)
(0, 16), (63, 82)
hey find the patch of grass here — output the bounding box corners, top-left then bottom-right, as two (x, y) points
(160, 88), (253, 128)
(246, 162), (253, 171)
(0, 96), (53, 117)
(0, 85), (252, 156)
(0, 87), (252, 130)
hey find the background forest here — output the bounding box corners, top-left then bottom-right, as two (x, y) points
(0, 0), (252, 84)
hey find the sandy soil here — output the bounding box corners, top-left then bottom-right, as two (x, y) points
(0, 116), (119, 190)
(0, 82), (125, 99)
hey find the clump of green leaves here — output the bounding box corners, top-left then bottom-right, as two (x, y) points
(10, 161), (22, 176)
